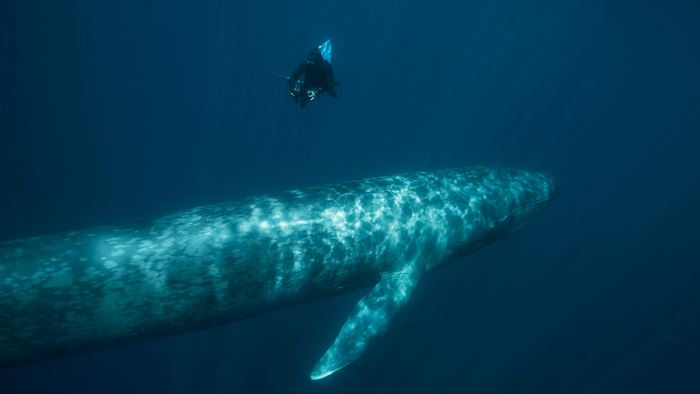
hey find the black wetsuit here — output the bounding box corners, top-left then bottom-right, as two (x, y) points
(289, 48), (337, 107)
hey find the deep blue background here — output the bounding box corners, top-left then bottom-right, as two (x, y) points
(2, 0), (699, 393)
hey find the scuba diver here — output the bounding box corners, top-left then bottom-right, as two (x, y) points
(283, 40), (338, 108)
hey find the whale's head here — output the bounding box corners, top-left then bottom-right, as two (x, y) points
(439, 167), (558, 263)
(490, 168), (558, 234)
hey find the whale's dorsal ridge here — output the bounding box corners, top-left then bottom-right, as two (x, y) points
(310, 264), (421, 380)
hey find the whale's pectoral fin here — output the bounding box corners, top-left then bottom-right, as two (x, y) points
(310, 265), (420, 380)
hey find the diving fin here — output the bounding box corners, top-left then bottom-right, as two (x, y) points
(310, 265), (420, 380)
(318, 39), (332, 63)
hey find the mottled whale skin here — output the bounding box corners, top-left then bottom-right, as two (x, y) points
(0, 167), (556, 379)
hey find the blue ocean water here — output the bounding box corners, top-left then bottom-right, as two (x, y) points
(1, 0), (699, 393)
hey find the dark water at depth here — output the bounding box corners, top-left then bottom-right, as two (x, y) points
(1, 0), (699, 393)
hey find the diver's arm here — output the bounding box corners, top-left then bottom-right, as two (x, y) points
(289, 63), (306, 87)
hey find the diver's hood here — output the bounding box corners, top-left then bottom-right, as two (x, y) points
(319, 40), (332, 63)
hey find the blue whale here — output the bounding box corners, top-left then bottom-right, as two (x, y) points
(0, 167), (557, 379)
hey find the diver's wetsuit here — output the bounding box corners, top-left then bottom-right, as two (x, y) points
(289, 48), (337, 107)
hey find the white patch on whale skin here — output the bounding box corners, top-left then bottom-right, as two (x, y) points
(103, 260), (117, 269)
(111, 249), (125, 258)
